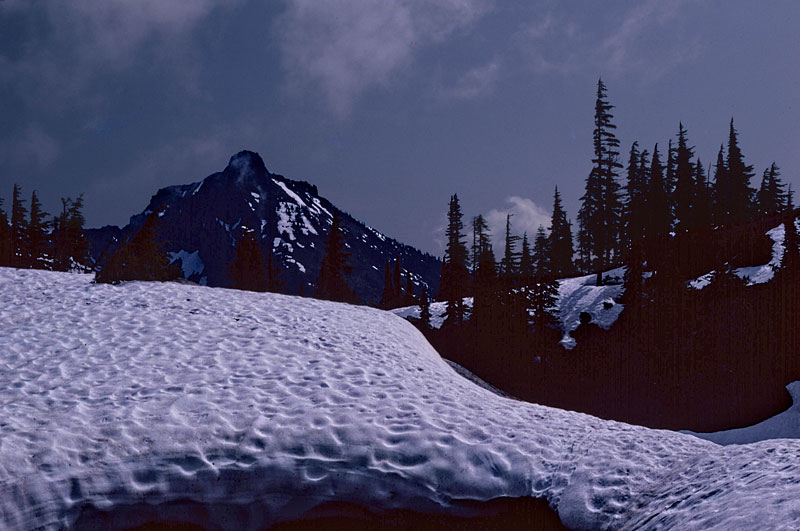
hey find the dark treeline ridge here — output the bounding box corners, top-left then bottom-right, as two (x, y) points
(412, 79), (799, 433)
(0, 184), (91, 271)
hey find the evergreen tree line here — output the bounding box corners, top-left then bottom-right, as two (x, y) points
(436, 191), (577, 343)
(0, 184), (90, 271)
(579, 79), (792, 284)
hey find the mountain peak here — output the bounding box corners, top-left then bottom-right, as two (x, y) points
(226, 150), (268, 181)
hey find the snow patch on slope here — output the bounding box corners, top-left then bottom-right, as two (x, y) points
(3, 268), (800, 530)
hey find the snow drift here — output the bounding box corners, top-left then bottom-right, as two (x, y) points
(2, 268), (800, 530)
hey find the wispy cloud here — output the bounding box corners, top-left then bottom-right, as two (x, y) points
(438, 59), (501, 101)
(484, 196), (551, 253)
(0, 124), (61, 172)
(0, 0), (240, 108)
(275, 0), (493, 118)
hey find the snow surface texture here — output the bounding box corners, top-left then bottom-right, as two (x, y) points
(2, 268), (800, 530)
(688, 381), (800, 445)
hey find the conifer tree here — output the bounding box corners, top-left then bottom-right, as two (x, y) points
(529, 226), (559, 333)
(624, 142), (649, 252)
(694, 160), (713, 228)
(470, 214), (496, 329)
(673, 123), (696, 232)
(10, 184), (27, 268)
(441, 194), (469, 326)
(379, 261), (395, 309)
(756, 163), (786, 217)
(314, 211), (358, 303)
(716, 119), (755, 225)
(547, 186), (576, 277)
(787, 184), (795, 213)
(52, 198), (71, 271)
(0, 198), (12, 267)
(66, 194), (90, 268)
(578, 78), (623, 283)
(644, 144), (671, 240)
(519, 232), (533, 279)
(418, 285), (431, 328)
(95, 209), (180, 284)
(26, 191), (49, 269)
(228, 229), (270, 292)
(500, 213), (520, 278)
(711, 145), (728, 225)
(666, 138), (676, 218)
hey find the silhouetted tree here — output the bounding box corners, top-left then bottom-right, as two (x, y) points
(644, 144), (671, 240)
(26, 191), (49, 269)
(547, 186), (576, 276)
(500, 213), (520, 278)
(529, 226), (559, 333)
(95, 209), (180, 284)
(470, 214), (496, 330)
(578, 78), (623, 282)
(10, 184), (27, 268)
(715, 119), (755, 225)
(228, 229), (270, 292)
(673, 123), (696, 232)
(519, 232), (533, 279)
(314, 211), (358, 303)
(756, 162), (786, 217)
(0, 197), (11, 267)
(624, 142), (649, 252)
(694, 160), (713, 228)
(393, 260), (403, 303)
(418, 285), (431, 328)
(441, 194), (469, 326)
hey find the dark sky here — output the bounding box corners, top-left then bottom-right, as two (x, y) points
(2, 1), (798, 255)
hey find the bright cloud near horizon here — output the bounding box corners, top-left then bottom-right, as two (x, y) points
(1, 0), (798, 255)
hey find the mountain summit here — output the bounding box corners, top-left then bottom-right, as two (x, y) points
(88, 151), (440, 302)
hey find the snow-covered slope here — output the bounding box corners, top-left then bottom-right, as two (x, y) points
(2, 268), (800, 530)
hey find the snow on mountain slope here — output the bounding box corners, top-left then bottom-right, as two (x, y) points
(2, 268), (800, 530)
(690, 222), (788, 289)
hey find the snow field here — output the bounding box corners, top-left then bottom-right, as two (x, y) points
(1, 268), (800, 529)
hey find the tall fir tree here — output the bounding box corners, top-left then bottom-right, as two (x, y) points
(26, 191), (49, 269)
(547, 186), (576, 277)
(578, 78), (623, 283)
(623, 141), (649, 253)
(441, 194), (469, 326)
(470, 213), (496, 330)
(756, 162), (786, 217)
(0, 197), (12, 267)
(52, 198), (71, 271)
(529, 226), (559, 333)
(716, 119), (755, 225)
(519, 232), (533, 279)
(693, 160), (713, 228)
(418, 285), (432, 328)
(228, 229), (270, 292)
(392, 260), (403, 304)
(500, 213), (520, 278)
(314, 211), (358, 303)
(66, 194), (90, 268)
(644, 144), (672, 240)
(665, 138), (676, 220)
(787, 184), (795, 213)
(10, 184), (27, 268)
(672, 123), (696, 232)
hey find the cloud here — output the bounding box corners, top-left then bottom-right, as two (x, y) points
(483, 196), (551, 253)
(0, 0), (239, 108)
(0, 124), (61, 172)
(275, 0), (493, 117)
(438, 59), (501, 101)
